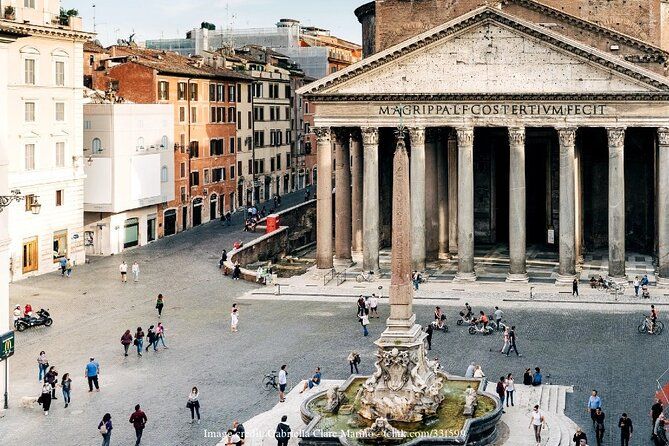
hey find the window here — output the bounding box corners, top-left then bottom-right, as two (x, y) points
(25, 102), (35, 122)
(158, 81), (169, 100)
(286, 130), (291, 144)
(84, 120), (91, 130)
(189, 83), (198, 101)
(237, 137), (241, 153)
(209, 83), (216, 101)
(55, 102), (65, 121)
(270, 107), (275, 121)
(180, 162), (186, 178)
(253, 106), (264, 121)
(331, 66), (337, 74)
(55, 189), (63, 206)
(237, 84), (241, 102)
(230, 165), (235, 179)
(189, 141), (199, 158)
(210, 106), (216, 123)
(25, 144), (35, 170)
(237, 161), (242, 176)
(25, 59), (35, 85)
(191, 107), (197, 123)
(228, 107), (236, 123)
(237, 111), (241, 130)
(92, 138), (102, 153)
(190, 171), (200, 187)
(24, 0), (36, 7)
(277, 154), (282, 170)
(25, 194), (36, 212)
(55, 142), (65, 167)
(161, 166), (168, 183)
(286, 153), (291, 168)
(161, 135), (169, 149)
(305, 102), (310, 113)
(247, 84), (252, 102)
(212, 168), (223, 182)
(253, 83), (262, 98)
(229, 137), (235, 153)
(253, 131), (265, 147)
(180, 187), (187, 202)
(55, 61), (65, 86)
(53, 230), (67, 260)
(248, 111), (252, 129)
(217, 84), (224, 102)
(179, 107), (185, 122)
(285, 107), (290, 120)
(270, 157), (275, 172)
(228, 85), (236, 102)
(210, 139), (224, 156)
(259, 159), (265, 173)
(89, 55), (94, 67)
(204, 169), (210, 184)
(217, 107), (225, 123)
(285, 85), (290, 98)
(178, 82), (187, 100)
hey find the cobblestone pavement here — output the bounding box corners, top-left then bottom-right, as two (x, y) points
(1, 190), (664, 446)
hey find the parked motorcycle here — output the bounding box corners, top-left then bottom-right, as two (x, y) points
(14, 308), (53, 332)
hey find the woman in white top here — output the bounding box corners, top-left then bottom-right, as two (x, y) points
(529, 404), (545, 446)
(505, 373), (515, 407)
(39, 382), (53, 415)
(187, 386), (200, 423)
(473, 365), (485, 378)
(501, 327), (510, 354)
(230, 303), (239, 332)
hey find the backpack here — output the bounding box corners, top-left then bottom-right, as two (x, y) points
(99, 422), (108, 435)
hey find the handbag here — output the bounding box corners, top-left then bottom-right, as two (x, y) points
(186, 400), (193, 409)
(133, 339), (138, 346)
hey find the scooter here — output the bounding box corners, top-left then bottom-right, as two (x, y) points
(456, 311), (475, 326)
(431, 320), (449, 333)
(14, 308), (53, 332)
(488, 315), (507, 331)
(468, 321), (494, 336)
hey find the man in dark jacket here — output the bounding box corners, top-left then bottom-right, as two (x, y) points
(275, 415), (291, 446)
(618, 413), (633, 446)
(594, 407), (605, 446)
(129, 404), (147, 446)
(572, 426), (587, 446)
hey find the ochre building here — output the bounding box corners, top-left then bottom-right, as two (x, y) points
(298, 0), (669, 284)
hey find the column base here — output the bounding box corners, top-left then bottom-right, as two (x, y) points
(656, 276), (669, 287)
(334, 257), (353, 268)
(555, 273), (576, 285)
(506, 273), (529, 283)
(453, 271), (477, 282)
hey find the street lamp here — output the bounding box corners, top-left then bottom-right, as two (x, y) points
(0, 189), (41, 214)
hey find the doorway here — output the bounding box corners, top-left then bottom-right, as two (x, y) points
(209, 194), (218, 221)
(181, 206), (188, 231)
(579, 128), (608, 251)
(164, 209), (176, 236)
(22, 237), (39, 273)
(124, 218), (139, 248)
(147, 217), (156, 242)
(192, 198), (203, 226)
(525, 128), (557, 249)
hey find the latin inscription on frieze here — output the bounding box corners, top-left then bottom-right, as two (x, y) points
(379, 104), (607, 117)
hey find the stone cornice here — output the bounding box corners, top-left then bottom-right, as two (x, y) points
(305, 92), (669, 102)
(298, 7), (669, 96)
(0, 20), (94, 41)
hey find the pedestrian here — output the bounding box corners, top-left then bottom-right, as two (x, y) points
(121, 330), (133, 357)
(155, 294), (164, 317)
(219, 250), (227, 269)
(496, 376), (506, 409)
(523, 368), (533, 385)
(532, 367), (543, 386)
(357, 296), (366, 317)
(506, 325), (520, 356)
(369, 294), (379, 318)
(633, 276), (640, 297)
(348, 351), (361, 374)
(119, 261), (128, 282)
(501, 327), (510, 354)
(465, 362), (476, 378)
(651, 399), (664, 430)
(587, 390), (602, 428)
(187, 386), (201, 423)
(232, 263), (241, 280)
(233, 420), (245, 446)
(131, 261), (140, 282)
(129, 404), (147, 446)
(135, 327), (144, 356)
(594, 407), (605, 446)
(12, 305), (21, 327)
(156, 322), (168, 348)
(66, 258), (73, 277)
(38, 381), (52, 415)
(573, 427), (588, 446)
(573, 278), (579, 296)
(61, 373), (71, 408)
(618, 413), (633, 446)
(98, 413), (113, 446)
(85, 357), (100, 392)
(231, 303), (239, 332)
(37, 350), (48, 382)
(360, 312), (370, 336)
(506, 373), (515, 407)
(493, 306), (504, 330)
(654, 414), (668, 445)
(275, 415), (291, 446)
(44, 365), (58, 398)
(473, 365), (485, 378)
(146, 326), (157, 352)
(59, 256), (67, 276)
(529, 404), (546, 446)
(278, 364), (287, 403)
(425, 323), (433, 350)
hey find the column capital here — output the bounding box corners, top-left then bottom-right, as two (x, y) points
(606, 127), (626, 148)
(556, 127), (577, 147)
(313, 127), (331, 143)
(508, 127), (526, 145)
(408, 127), (426, 145)
(455, 127), (474, 145)
(658, 127), (669, 146)
(361, 126), (379, 146)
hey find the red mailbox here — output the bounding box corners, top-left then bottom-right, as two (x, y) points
(266, 214), (280, 233)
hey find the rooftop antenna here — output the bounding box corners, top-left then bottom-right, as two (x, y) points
(92, 3), (96, 33)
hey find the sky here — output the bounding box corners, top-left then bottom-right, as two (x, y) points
(63, 0), (365, 46)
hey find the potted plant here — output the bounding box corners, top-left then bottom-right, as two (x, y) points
(4, 6), (16, 20)
(58, 7), (78, 26)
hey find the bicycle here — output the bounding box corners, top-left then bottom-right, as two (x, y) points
(262, 370), (279, 391)
(638, 315), (664, 335)
(356, 270), (375, 282)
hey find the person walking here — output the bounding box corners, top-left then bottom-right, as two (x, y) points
(587, 390), (602, 428)
(98, 413), (113, 446)
(573, 278), (579, 296)
(121, 330), (133, 357)
(156, 322), (168, 348)
(505, 373), (515, 407)
(275, 415), (291, 446)
(594, 407), (606, 446)
(633, 276), (640, 297)
(496, 376), (506, 410)
(135, 327), (144, 356)
(369, 294), (379, 318)
(654, 414), (668, 445)
(356, 296), (366, 318)
(231, 304), (239, 332)
(155, 294), (164, 317)
(131, 261), (140, 282)
(412, 271), (421, 291)
(425, 323), (433, 350)
(187, 387), (200, 423)
(129, 404), (147, 446)
(232, 263), (241, 280)
(65, 258), (73, 277)
(500, 327), (510, 354)
(652, 399), (664, 432)
(360, 312), (370, 336)
(573, 427), (588, 446)
(618, 413), (633, 446)
(493, 306), (504, 330)
(219, 250), (227, 269)
(59, 256), (67, 276)
(37, 351), (48, 382)
(85, 357), (100, 392)
(348, 351), (360, 374)
(278, 364), (288, 403)
(146, 326), (157, 352)
(44, 366), (58, 398)
(529, 404), (546, 446)
(119, 261), (128, 283)
(61, 373), (72, 408)
(506, 326), (520, 356)
(39, 381), (52, 415)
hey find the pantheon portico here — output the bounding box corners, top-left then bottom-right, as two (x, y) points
(297, 7), (669, 284)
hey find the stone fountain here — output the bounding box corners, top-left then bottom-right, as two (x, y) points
(300, 128), (502, 445)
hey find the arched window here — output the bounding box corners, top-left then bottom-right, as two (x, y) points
(161, 135), (168, 149)
(161, 166), (168, 183)
(92, 138), (102, 153)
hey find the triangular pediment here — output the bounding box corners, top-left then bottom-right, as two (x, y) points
(298, 7), (669, 96)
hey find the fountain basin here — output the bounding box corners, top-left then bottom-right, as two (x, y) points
(300, 374), (502, 446)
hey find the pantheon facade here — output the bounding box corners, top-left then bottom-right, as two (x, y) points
(297, 1), (669, 284)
